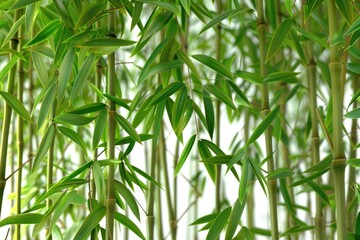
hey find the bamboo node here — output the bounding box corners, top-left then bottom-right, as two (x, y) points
(105, 198), (116, 206)
(331, 158), (346, 167)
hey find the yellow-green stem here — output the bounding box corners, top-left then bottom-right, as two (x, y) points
(327, 1), (347, 239)
(256, 1), (279, 239)
(106, 6), (116, 240)
(15, 14), (25, 239)
(0, 10), (21, 215)
(146, 143), (156, 240)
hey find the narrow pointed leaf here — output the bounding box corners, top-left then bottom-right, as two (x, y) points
(335, 0), (353, 25)
(0, 213), (44, 227)
(174, 134), (196, 176)
(192, 54), (233, 80)
(54, 114), (96, 126)
(32, 125), (55, 171)
(266, 167), (293, 179)
(103, 94), (130, 110)
(114, 212), (146, 240)
(69, 103), (107, 114)
(2, 15), (25, 48)
(225, 199), (246, 240)
(290, 168), (329, 187)
(93, 109), (107, 149)
(75, 2), (106, 29)
(53, 0), (74, 30)
(9, 0), (41, 10)
(70, 54), (96, 102)
(266, 19), (292, 63)
(245, 106), (280, 148)
(114, 180), (140, 220)
(24, 19), (60, 47)
(149, 82), (185, 106)
(114, 114), (142, 143)
(57, 126), (86, 153)
(81, 38), (136, 47)
(296, 27), (329, 49)
(226, 80), (251, 107)
(206, 207), (231, 240)
(58, 48), (74, 101)
(345, 108), (360, 118)
(203, 91), (215, 138)
(140, 60), (183, 84)
(0, 91), (31, 122)
(73, 205), (106, 240)
(0, 56), (19, 83)
(38, 84), (56, 128)
(204, 84), (237, 111)
(135, 0), (179, 15)
(92, 161), (105, 204)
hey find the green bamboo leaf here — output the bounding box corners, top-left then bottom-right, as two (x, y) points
(235, 71), (263, 85)
(53, 0), (74, 30)
(58, 48), (74, 101)
(0, 48), (26, 61)
(114, 114), (142, 143)
(204, 84), (237, 111)
(135, 0), (179, 15)
(37, 84), (56, 129)
(0, 0), (15, 10)
(202, 155), (233, 164)
(345, 108), (360, 118)
(0, 213), (44, 227)
(54, 113), (96, 126)
(226, 80), (251, 107)
(192, 54), (233, 80)
(348, 63), (360, 75)
(304, 154), (332, 173)
(249, 157), (268, 195)
(73, 205), (106, 240)
(0, 55), (19, 83)
(2, 15), (24, 47)
(279, 178), (295, 214)
(93, 109), (107, 149)
(93, 161), (105, 205)
(356, 212), (360, 236)
(140, 60), (183, 84)
(206, 207), (231, 240)
(75, 2), (106, 29)
(114, 212), (146, 240)
(149, 82), (185, 106)
(296, 27), (329, 49)
(203, 91), (215, 139)
(347, 88), (360, 110)
(201, 139), (226, 156)
(245, 106), (280, 148)
(131, 2), (143, 30)
(266, 167), (293, 179)
(225, 199), (246, 240)
(141, 11), (173, 42)
(335, 0), (353, 25)
(284, 0), (293, 16)
(33, 191), (67, 236)
(227, 148), (245, 171)
(190, 213), (218, 225)
(198, 140), (216, 182)
(31, 52), (48, 86)
(346, 17), (360, 36)
(239, 157), (250, 204)
(307, 180), (330, 205)
(289, 30), (306, 64)
(172, 87), (188, 129)
(70, 54), (96, 102)
(57, 126), (86, 153)
(264, 71), (299, 83)
(62, 162), (93, 182)
(290, 168), (329, 187)
(103, 94), (130, 110)
(177, 50), (201, 80)
(199, 7), (251, 35)
(24, 19), (60, 47)
(32, 125), (55, 171)
(80, 38), (136, 55)
(132, 165), (162, 189)
(114, 180), (140, 220)
(347, 159), (360, 167)
(266, 18), (292, 63)
(304, 0), (323, 21)
(0, 91), (31, 122)
(69, 103), (107, 114)
(180, 0), (191, 15)
(37, 178), (88, 203)
(280, 225), (314, 237)
(174, 134), (196, 176)
(9, 0), (40, 10)
(138, 37), (172, 84)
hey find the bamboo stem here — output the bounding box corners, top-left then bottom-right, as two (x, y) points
(327, 1), (347, 239)
(0, 10), (21, 216)
(15, 13), (25, 239)
(256, 1), (279, 239)
(301, 1), (325, 237)
(106, 5), (116, 240)
(146, 143), (156, 240)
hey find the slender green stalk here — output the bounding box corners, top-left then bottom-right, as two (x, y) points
(160, 129), (176, 240)
(215, 0), (223, 213)
(346, 76), (359, 231)
(327, 1), (347, 239)
(156, 154), (164, 240)
(173, 140), (179, 233)
(301, 2), (325, 237)
(106, 6), (116, 240)
(245, 112), (254, 229)
(146, 143), (156, 240)
(256, 1), (279, 239)
(0, 10), (21, 215)
(15, 15), (25, 239)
